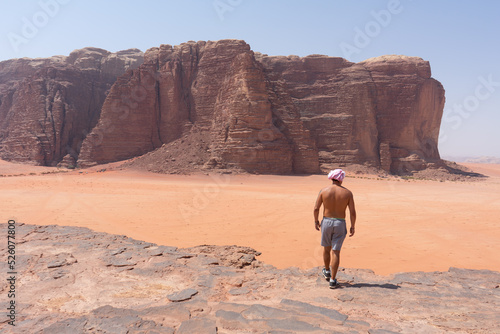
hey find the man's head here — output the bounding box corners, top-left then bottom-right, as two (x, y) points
(328, 169), (345, 184)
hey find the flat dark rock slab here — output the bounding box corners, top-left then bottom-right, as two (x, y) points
(105, 258), (137, 267)
(138, 304), (191, 323)
(215, 309), (249, 330)
(241, 304), (290, 320)
(176, 317), (217, 334)
(167, 288), (198, 302)
(197, 275), (215, 288)
(391, 272), (437, 286)
(337, 294), (354, 302)
(46, 253), (77, 268)
(40, 317), (87, 333)
(266, 318), (322, 332)
(228, 287), (250, 295)
(146, 248), (164, 256)
(368, 329), (402, 334)
(281, 299), (348, 324)
(109, 247), (127, 256)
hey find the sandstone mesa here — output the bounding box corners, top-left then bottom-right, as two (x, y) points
(0, 39), (445, 175)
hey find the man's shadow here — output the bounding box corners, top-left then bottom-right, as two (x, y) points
(340, 282), (400, 290)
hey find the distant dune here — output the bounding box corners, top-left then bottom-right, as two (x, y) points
(465, 156), (500, 164)
(442, 155), (500, 164)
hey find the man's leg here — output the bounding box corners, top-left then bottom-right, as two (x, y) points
(331, 250), (341, 279)
(323, 246), (332, 270)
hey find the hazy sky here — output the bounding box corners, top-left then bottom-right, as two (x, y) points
(0, 0), (498, 158)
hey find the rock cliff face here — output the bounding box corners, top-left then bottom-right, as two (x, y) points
(0, 40), (445, 174)
(360, 55), (445, 174)
(0, 48), (143, 166)
(77, 40), (316, 174)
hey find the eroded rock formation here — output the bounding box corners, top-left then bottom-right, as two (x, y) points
(0, 40), (445, 174)
(0, 47), (143, 166)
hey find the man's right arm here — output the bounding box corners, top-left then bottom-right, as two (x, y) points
(313, 189), (323, 231)
(348, 192), (356, 237)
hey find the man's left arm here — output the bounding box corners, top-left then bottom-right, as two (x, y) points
(348, 192), (356, 237)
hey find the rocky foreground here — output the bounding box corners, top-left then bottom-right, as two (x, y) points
(1, 223), (499, 333)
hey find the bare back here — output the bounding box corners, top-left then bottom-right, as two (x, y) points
(316, 184), (353, 219)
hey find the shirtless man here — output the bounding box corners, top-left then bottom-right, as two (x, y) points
(313, 169), (356, 289)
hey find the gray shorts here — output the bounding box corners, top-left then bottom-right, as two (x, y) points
(321, 217), (347, 250)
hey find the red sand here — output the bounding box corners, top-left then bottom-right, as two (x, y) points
(1, 160), (499, 275)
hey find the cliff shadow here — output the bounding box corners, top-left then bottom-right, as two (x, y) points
(441, 160), (488, 178)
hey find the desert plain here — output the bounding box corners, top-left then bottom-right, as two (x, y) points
(1, 160), (499, 276)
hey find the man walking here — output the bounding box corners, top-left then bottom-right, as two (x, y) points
(313, 169), (356, 289)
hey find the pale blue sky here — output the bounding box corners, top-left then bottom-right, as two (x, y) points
(1, 0), (498, 158)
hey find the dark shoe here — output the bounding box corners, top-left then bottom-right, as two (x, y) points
(329, 279), (340, 289)
(322, 268), (331, 281)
